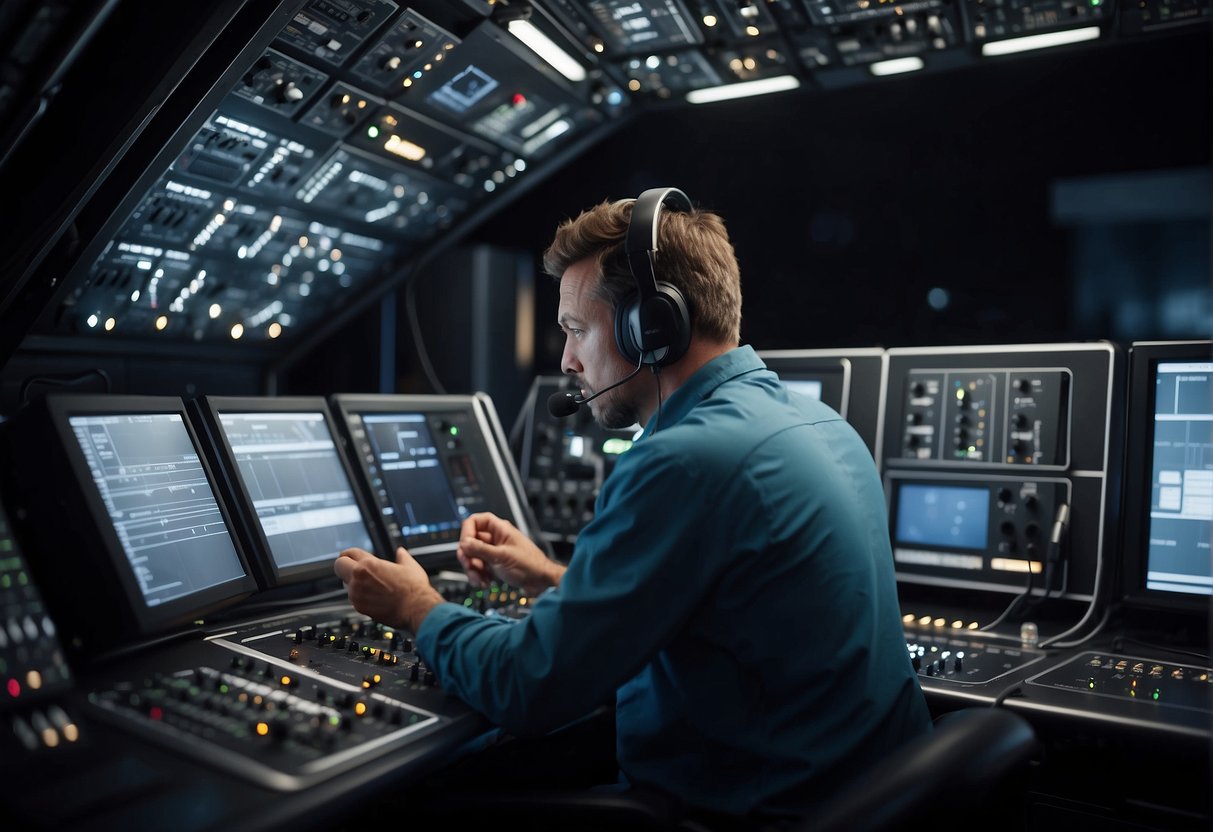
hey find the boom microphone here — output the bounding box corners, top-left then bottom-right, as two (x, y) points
(547, 361), (645, 418)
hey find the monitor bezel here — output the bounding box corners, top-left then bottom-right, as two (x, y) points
(330, 393), (533, 563)
(1119, 341), (1213, 614)
(41, 394), (259, 636)
(191, 395), (385, 588)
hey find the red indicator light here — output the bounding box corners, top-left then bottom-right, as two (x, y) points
(512, 93), (527, 107)
(6, 678), (19, 698)
(149, 706), (164, 721)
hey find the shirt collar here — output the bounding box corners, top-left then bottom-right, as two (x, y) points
(639, 345), (765, 438)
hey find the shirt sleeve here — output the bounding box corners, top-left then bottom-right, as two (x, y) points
(415, 435), (761, 736)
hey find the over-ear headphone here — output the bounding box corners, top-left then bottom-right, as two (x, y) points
(614, 187), (694, 369)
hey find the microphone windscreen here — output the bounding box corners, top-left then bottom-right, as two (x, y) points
(547, 391), (580, 418)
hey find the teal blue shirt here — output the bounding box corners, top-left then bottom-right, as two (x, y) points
(417, 345), (929, 815)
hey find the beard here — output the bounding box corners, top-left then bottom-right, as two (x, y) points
(583, 378), (642, 430)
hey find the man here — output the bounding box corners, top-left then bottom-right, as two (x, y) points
(334, 192), (929, 822)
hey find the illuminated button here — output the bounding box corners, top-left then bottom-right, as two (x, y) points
(933, 618), (945, 627)
(279, 675), (294, 687)
(25, 670), (42, 691)
(6, 678), (20, 698)
(354, 700), (368, 716)
(1149, 665), (1164, 677)
(918, 616), (931, 626)
(255, 721), (270, 737)
(1152, 688), (1161, 701)
(1131, 663), (1144, 675)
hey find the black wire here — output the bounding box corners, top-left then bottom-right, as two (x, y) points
(403, 260), (447, 394)
(19, 368), (112, 404)
(649, 366), (663, 435)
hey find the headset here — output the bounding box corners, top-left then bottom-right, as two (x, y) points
(614, 187), (694, 369)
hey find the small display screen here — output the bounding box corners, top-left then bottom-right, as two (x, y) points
(894, 483), (989, 551)
(1145, 361), (1213, 596)
(784, 379), (823, 402)
(361, 413), (465, 540)
(69, 413), (246, 607)
(217, 412), (373, 569)
(587, 0), (703, 53)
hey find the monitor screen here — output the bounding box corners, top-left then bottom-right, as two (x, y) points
(199, 400), (377, 584)
(783, 379), (824, 402)
(68, 413), (248, 608)
(1142, 359), (1213, 597)
(360, 413), (465, 542)
(1, 395), (257, 647)
(894, 483), (990, 552)
(1122, 342), (1213, 611)
(331, 394), (531, 559)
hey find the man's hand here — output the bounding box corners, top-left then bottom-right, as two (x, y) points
(334, 547), (443, 633)
(456, 512), (566, 596)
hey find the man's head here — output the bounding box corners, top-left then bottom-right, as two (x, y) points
(543, 197), (742, 349)
(544, 196), (742, 429)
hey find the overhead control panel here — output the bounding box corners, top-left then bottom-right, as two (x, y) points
(37, 2), (609, 347)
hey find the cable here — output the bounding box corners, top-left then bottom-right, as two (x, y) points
(403, 260), (447, 394)
(649, 366), (663, 435)
(19, 368), (112, 404)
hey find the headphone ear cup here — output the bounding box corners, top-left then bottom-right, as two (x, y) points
(614, 292), (643, 365)
(613, 283), (692, 368)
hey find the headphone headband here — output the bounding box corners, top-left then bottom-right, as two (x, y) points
(614, 187), (694, 368)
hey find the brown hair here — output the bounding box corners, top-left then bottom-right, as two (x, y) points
(542, 198), (742, 346)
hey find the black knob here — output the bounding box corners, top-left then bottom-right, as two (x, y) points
(1014, 378), (1031, 393)
(1000, 521), (1016, 537)
(1025, 523), (1040, 538)
(998, 488), (1013, 503)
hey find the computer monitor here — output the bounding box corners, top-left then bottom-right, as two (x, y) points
(330, 394), (533, 563)
(192, 397), (380, 587)
(1121, 341), (1213, 612)
(757, 348), (887, 457)
(0, 395), (257, 649)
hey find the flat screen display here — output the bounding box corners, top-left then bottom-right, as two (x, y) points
(894, 483), (990, 552)
(216, 412), (374, 570)
(68, 413), (247, 608)
(361, 413), (465, 541)
(1144, 360), (1213, 596)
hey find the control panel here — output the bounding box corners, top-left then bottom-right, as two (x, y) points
(883, 344), (1120, 601)
(898, 368), (1070, 466)
(904, 626), (1047, 685)
(890, 473), (1070, 592)
(1027, 652), (1213, 713)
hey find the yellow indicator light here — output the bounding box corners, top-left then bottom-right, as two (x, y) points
(280, 675), (292, 686)
(703, 14), (718, 26)
(933, 618), (945, 627)
(951, 620), (963, 629)
(1088, 678), (1095, 689)
(41, 728), (59, 748)
(26, 670), (42, 691)
(63, 723), (79, 742)
(104, 317), (116, 331)
(362, 680), (371, 688)
(372, 674), (382, 685)
(519, 597), (528, 606)
(256, 722), (270, 737)
(902, 613), (916, 624)
(268, 322), (282, 339)
(368, 647), (379, 657)
(354, 701), (367, 716)
(230, 323), (244, 340)
(968, 621), (979, 630)
(155, 315), (169, 331)
(383, 134), (426, 161)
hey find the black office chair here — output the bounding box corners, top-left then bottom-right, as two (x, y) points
(805, 707), (1039, 832)
(406, 707), (1038, 832)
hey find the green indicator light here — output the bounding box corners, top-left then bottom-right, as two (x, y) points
(219, 684), (229, 694)
(1088, 678), (1095, 689)
(1090, 0), (1101, 6)
(16, 572), (27, 586)
(0, 575), (9, 589)
(449, 425), (459, 436)
(463, 598), (473, 607)
(1152, 689), (1160, 700)
(367, 124), (380, 139)
(329, 715), (341, 726)
(602, 438), (633, 455)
